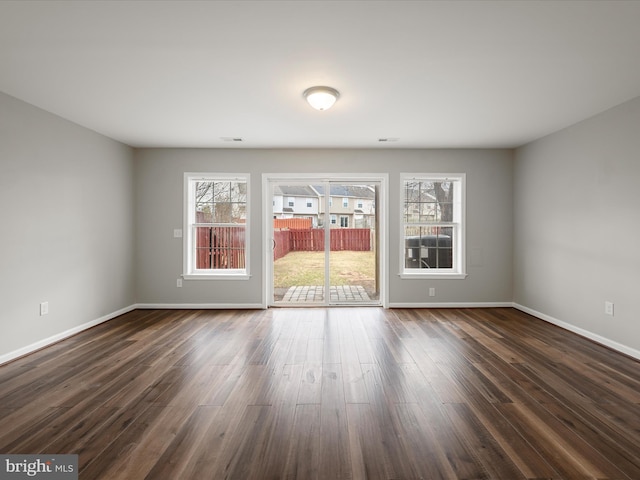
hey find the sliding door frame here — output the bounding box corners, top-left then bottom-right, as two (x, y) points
(262, 173), (388, 308)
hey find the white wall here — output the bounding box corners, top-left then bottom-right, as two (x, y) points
(134, 148), (513, 306)
(0, 92), (135, 361)
(514, 96), (640, 356)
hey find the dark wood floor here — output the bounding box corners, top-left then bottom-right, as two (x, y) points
(0, 308), (639, 479)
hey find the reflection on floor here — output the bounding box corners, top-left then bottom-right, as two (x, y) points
(281, 285), (371, 303)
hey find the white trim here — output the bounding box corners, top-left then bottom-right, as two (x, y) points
(400, 173), (466, 277)
(388, 302), (513, 309)
(399, 273), (468, 280)
(182, 273), (251, 281)
(183, 172), (250, 277)
(0, 304), (137, 366)
(513, 303), (640, 361)
(3, 302), (638, 367)
(263, 173), (389, 309)
(136, 303), (265, 310)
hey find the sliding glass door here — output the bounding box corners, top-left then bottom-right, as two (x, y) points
(267, 177), (382, 306)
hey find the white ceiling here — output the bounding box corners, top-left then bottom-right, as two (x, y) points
(1, 0), (640, 149)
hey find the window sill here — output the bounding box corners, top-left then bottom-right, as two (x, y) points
(183, 273), (251, 281)
(399, 272), (468, 280)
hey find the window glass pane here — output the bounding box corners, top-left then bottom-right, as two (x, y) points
(213, 181), (231, 203)
(232, 182), (247, 202)
(195, 182), (212, 220)
(403, 202), (413, 222)
(421, 202), (438, 222)
(214, 203), (234, 223)
(196, 209), (213, 223)
(404, 180), (456, 223)
(433, 181), (454, 222)
(402, 175), (463, 274)
(195, 225), (246, 269)
(194, 180), (246, 224)
(404, 226), (454, 269)
(187, 175), (248, 274)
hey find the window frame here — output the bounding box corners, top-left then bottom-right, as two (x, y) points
(399, 173), (466, 279)
(183, 173), (250, 280)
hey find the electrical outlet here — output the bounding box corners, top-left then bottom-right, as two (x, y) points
(173, 229), (183, 238)
(604, 301), (614, 316)
(40, 301), (49, 316)
(177, 278), (183, 288)
(429, 288), (436, 297)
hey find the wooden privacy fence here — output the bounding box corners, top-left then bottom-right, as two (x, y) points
(196, 226), (246, 269)
(196, 226), (371, 267)
(273, 218), (312, 230)
(273, 229), (292, 261)
(274, 228), (371, 261)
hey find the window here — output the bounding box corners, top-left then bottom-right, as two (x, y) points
(357, 200), (363, 209)
(342, 197), (349, 208)
(306, 198), (312, 208)
(340, 216), (349, 228)
(401, 174), (465, 278)
(184, 173), (249, 279)
(287, 197), (295, 207)
(330, 214), (337, 225)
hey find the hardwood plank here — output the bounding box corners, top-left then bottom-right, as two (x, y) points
(319, 363), (352, 480)
(391, 403), (459, 479)
(474, 356), (640, 476)
(0, 307), (638, 479)
(245, 365), (303, 479)
(341, 361), (368, 404)
(443, 402), (526, 479)
(346, 403), (395, 479)
(134, 405), (221, 480)
(283, 404), (322, 479)
(401, 363), (482, 479)
(297, 362), (323, 405)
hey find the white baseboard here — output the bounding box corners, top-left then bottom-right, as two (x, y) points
(0, 304), (137, 366)
(134, 303), (266, 310)
(513, 303), (640, 361)
(388, 302), (513, 309)
(4, 302), (637, 366)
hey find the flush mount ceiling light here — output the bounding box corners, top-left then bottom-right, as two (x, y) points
(303, 86), (340, 111)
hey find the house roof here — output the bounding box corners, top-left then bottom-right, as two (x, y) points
(276, 185), (317, 197)
(312, 185), (375, 198)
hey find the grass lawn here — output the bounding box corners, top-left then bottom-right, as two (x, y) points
(273, 250), (375, 290)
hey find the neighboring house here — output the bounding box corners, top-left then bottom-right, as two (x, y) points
(348, 185), (376, 228)
(312, 184), (376, 228)
(272, 184), (376, 228)
(403, 181), (439, 224)
(272, 185), (319, 226)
